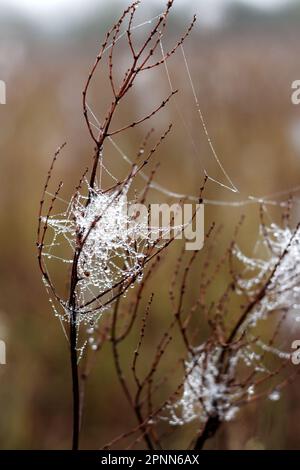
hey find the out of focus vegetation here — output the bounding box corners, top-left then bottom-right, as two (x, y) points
(0, 0), (300, 449)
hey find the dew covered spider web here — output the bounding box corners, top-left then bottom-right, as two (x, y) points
(42, 175), (178, 329)
(165, 221), (300, 426)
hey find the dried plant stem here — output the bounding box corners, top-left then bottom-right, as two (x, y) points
(194, 416), (220, 450)
(70, 311), (80, 450)
(69, 254), (80, 449)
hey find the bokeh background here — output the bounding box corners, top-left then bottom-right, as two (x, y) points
(0, 0), (300, 449)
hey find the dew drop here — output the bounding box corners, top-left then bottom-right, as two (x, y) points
(268, 390), (280, 402)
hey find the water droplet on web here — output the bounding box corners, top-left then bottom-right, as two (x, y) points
(268, 390), (280, 402)
(247, 385), (255, 397)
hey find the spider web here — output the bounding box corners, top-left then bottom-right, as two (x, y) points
(42, 4), (300, 354)
(83, 7), (300, 210)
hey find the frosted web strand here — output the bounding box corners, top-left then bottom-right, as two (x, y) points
(98, 150), (103, 189)
(58, 316), (69, 343)
(159, 38), (207, 176)
(44, 282), (69, 343)
(179, 44), (238, 193)
(84, 11), (299, 208)
(103, 12), (164, 56)
(45, 192), (69, 205)
(249, 184), (300, 202)
(255, 339), (291, 360)
(86, 105), (300, 208)
(107, 133), (299, 207)
(86, 106), (118, 184)
(87, 104), (204, 201)
(103, 10), (237, 193)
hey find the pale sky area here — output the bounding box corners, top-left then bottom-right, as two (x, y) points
(0, 0), (293, 29)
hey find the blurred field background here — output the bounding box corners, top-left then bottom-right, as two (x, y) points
(0, 0), (300, 449)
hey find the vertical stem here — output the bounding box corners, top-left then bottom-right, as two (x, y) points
(69, 252), (80, 450)
(194, 416), (220, 450)
(70, 309), (80, 450)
